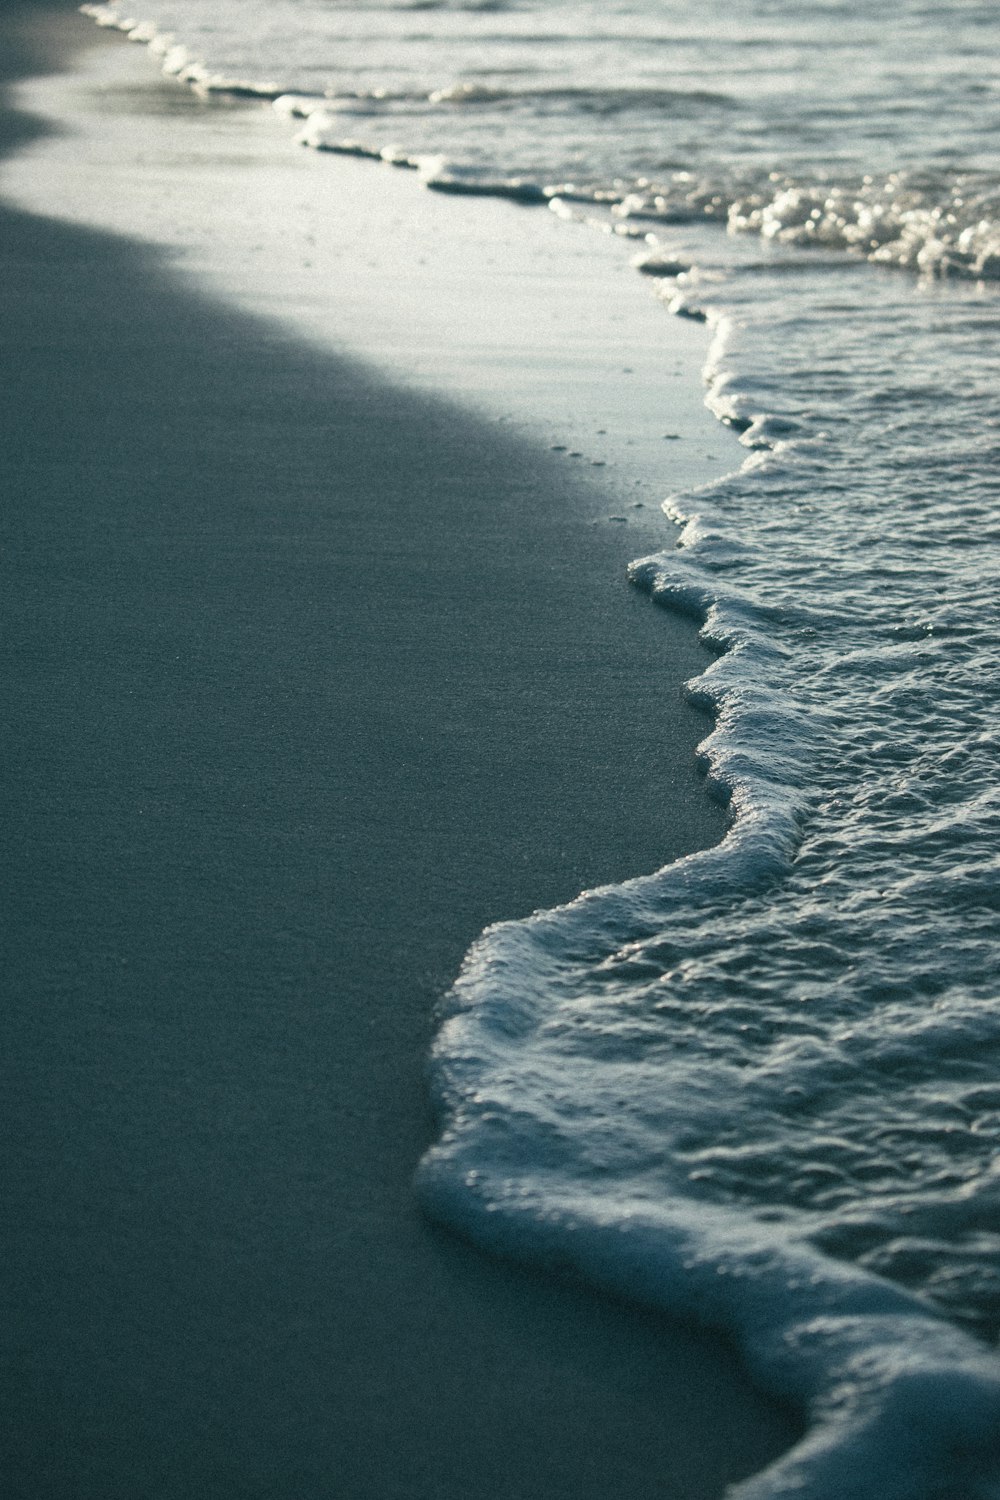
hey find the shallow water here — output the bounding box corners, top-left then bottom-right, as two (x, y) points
(86, 0), (1000, 274)
(78, 4), (1000, 1496)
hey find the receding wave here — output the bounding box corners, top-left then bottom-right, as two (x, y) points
(428, 82), (738, 111)
(81, 2), (1000, 280)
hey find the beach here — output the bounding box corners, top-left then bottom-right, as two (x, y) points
(0, 5), (801, 1496)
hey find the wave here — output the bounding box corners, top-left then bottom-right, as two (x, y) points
(76, 5), (1000, 1494)
(415, 437), (1000, 1489)
(82, 3), (1000, 281)
(290, 126), (1000, 281)
(421, 1125), (1000, 1500)
(428, 82), (738, 111)
(416, 290), (1000, 1491)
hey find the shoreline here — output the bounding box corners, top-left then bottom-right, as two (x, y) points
(2, 7), (739, 513)
(1, 7), (799, 1497)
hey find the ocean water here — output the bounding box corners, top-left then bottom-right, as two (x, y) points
(80, 4), (1000, 1496)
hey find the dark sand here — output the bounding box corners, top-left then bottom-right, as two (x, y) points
(0, 7), (799, 1496)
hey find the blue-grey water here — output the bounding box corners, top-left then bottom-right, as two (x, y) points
(83, 3), (1000, 1495)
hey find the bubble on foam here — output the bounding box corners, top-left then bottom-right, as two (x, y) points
(416, 160), (547, 204)
(294, 110), (381, 158)
(272, 93), (327, 119)
(428, 82), (504, 106)
(631, 245), (692, 277)
(80, 2), (130, 26)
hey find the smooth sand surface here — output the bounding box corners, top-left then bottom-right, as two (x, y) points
(0, 7), (799, 1497)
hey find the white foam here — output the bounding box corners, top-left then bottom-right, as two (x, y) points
(428, 82), (502, 106)
(631, 245), (692, 277)
(420, 1144), (1000, 1499)
(293, 110), (378, 156)
(272, 93), (326, 119)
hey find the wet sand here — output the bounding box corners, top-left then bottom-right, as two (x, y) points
(0, 6), (799, 1496)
